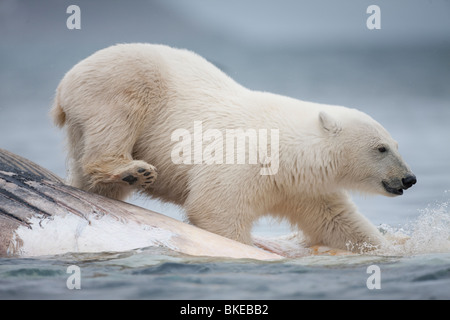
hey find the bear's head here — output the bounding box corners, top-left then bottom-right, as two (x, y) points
(319, 109), (416, 197)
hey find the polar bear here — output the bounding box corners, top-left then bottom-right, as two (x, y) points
(51, 43), (416, 252)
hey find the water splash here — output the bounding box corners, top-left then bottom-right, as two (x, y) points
(257, 194), (450, 258)
(374, 197), (450, 256)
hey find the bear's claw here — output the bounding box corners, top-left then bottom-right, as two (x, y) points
(118, 161), (157, 189)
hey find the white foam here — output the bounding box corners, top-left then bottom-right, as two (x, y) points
(373, 197), (450, 256)
(11, 213), (176, 257)
(256, 194), (450, 258)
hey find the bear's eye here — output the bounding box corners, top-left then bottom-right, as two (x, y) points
(378, 146), (387, 153)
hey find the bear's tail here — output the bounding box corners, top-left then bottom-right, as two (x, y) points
(50, 98), (66, 128)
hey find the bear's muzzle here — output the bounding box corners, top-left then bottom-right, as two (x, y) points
(382, 173), (416, 195)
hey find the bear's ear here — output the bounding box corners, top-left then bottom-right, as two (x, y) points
(319, 111), (342, 136)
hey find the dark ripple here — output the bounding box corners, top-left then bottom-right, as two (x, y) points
(131, 261), (312, 277)
(413, 267), (450, 282)
(2, 267), (64, 278)
(132, 262), (214, 275)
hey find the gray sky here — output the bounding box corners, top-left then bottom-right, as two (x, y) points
(164, 0), (450, 46)
(1, 0), (449, 48)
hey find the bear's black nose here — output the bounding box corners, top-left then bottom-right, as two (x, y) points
(402, 174), (417, 189)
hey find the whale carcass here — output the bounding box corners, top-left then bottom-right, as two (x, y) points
(0, 148), (286, 260)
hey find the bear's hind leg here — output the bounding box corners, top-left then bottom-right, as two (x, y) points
(83, 157), (157, 197)
(185, 188), (255, 245)
(70, 110), (157, 200)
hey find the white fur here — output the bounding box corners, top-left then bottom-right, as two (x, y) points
(51, 43), (414, 252)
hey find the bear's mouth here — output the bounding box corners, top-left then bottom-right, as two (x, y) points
(382, 181), (404, 195)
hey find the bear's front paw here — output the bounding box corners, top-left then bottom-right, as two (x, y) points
(119, 160), (157, 189)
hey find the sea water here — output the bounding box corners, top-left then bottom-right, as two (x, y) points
(1, 1), (450, 300)
(1, 200), (449, 300)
